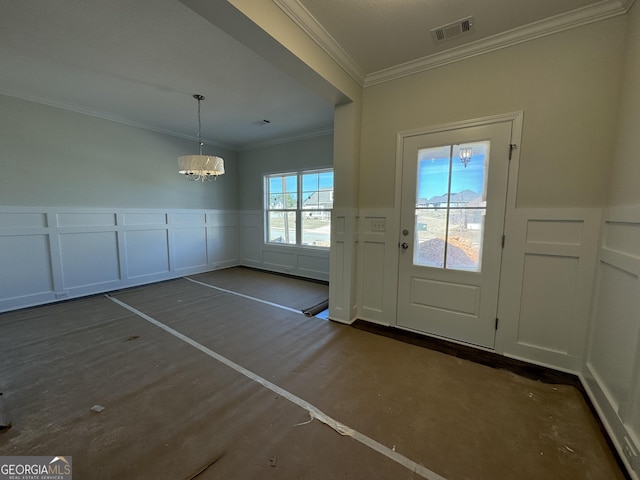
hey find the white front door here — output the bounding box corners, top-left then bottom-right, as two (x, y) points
(397, 121), (512, 348)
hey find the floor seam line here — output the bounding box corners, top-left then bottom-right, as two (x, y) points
(183, 276), (303, 315)
(105, 294), (447, 480)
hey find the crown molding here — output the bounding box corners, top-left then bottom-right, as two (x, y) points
(1, 88), (333, 152)
(365, 0), (632, 86)
(0, 87), (235, 151)
(273, 0), (631, 89)
(272, 0), (366, 86)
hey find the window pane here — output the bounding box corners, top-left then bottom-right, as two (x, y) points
(318, 171), (333, 188)
(302, 172), (319, 191)
(269, 192), (297, 210)
(446, 208), (484, 271)
(417, 146), (451, 209)
(415, 146), (451, 268)
(268, 194), (281, 209)
(302, 191), (319, 209)
(451, 142), (488, 203)
(446, 142), (488, 272)
(302, 211), (331, 247)
(413, 209), (447, 268)
(268, 211), (296, 244)
(302, 169), (333, 211)
(268, 174), (298, 209)
(269, 176), (283, 194)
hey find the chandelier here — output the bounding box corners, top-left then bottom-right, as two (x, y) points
(178, 94), (224, 182)
(459, 147), (472, 168)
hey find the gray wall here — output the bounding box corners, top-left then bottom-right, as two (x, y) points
(0, 94), (238, 210)
(0, 94), (241, 312)
(238, 133), (333, 210)
(607, 3), (640, 207)
(359, 16), (627, 209)
(237, 133), (333, 280)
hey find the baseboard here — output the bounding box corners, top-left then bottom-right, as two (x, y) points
(238, 265), (329, 285)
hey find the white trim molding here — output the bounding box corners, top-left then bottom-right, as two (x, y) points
(272, 0), (632, 88)
(582, 204), (640, 479)
(272, 0), (366, 86)
(0, 206), (240, 313)
(499, 207), (602, 373)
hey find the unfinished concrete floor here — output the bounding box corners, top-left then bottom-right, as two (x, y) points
(0, 268), (627, 479)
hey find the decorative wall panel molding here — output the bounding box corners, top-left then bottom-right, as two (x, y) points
(239, 210), (330, 281)
(497, 208), (601, 372)
(0, 206), (240, 313)
(583, 205), (640, 479)
(329, 208), (359, 323)
(357, 208), (399, 325)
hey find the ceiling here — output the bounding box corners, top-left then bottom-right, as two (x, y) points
(292, 0), (631, 81)
(0, 0), (633, 150)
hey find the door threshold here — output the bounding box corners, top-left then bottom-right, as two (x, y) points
(352, 319), (579, 387)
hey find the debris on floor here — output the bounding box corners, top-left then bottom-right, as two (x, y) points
(185, 452), (226, 480)
(90, 404), (106, 413)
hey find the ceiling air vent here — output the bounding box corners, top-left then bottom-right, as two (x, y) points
(431, 16), (474, 43)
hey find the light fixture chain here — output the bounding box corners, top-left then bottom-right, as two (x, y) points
(197, 95), (203, 156)
(178, 93), (224, 181)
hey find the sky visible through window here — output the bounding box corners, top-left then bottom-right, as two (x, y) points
(417, 143), (488, 200)
(269, 171), (334, 195)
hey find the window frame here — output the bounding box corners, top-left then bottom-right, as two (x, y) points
(264, 168), (333, 249)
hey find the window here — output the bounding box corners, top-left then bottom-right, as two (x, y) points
(414, 142), (489, 272)
(265, 169), (333, 248)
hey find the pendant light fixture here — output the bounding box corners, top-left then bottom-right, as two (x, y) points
(459, 147), (472, 168)
(178, 94), (224, 181)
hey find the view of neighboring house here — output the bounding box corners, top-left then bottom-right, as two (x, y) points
(303, 189), (333, 219)
(417, 189), (482, 208)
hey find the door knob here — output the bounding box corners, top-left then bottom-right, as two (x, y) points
(401, 242), (409, 250)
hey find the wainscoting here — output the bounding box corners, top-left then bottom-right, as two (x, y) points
(239, 210), (330, 283)
(328, 207), (359, 323)
(353, 207), (602, 374)
(498, 208), (601, 373)
(352, 205), (640, 476)
(583, 205), (640, 478)
(356, 208), (398, 326)
(0, 206), (240, 312)
(3, 204), (637, 477)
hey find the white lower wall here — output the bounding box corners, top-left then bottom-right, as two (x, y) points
(583, 205), (640, 478)
(239, 210), (330, 282)
(356, 208), (398, 326)
(498, 208), (601, 372)
(353, 204), (639, 477)
(355, 207), (602, 372)
(0, 206), (240, 313)
(329, 208), (359, 323)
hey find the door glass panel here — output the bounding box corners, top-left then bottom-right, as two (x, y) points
(414, 141), (489, 272)
(414, 209), (446, 268)
(446, 209), (484, 270)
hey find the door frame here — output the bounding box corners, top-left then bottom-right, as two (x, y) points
(392, 112), (523, 354)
